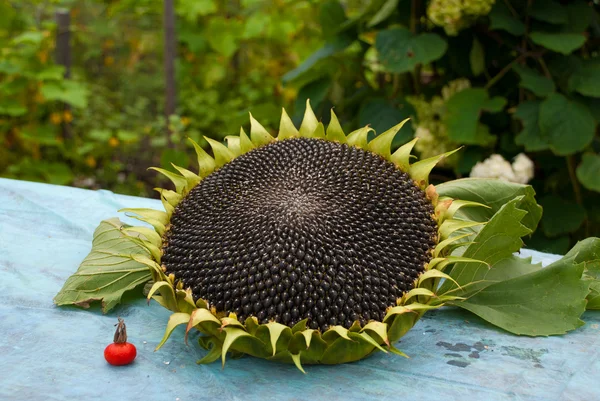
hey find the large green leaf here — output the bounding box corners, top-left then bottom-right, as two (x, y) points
(538, 195), (586, 238)
(54, 218), (152, 313)
(436, 178), (542, 234)
(512, 65), (555, 97)
(564, 2), (593, 33)
(319, 0), (347, 38)
(376, 27), (447, 74)
(573, 238), (600, 309)
(445, 88), (506, 145)
(587, 271), (600, 310)
(513, 101), (549, 151)
(530, 32), (586, 55)
(358, 98), (414, 147)
(529, 0), (568, 25)
(176, 0), (216, 21)
(568, 59), (600, 98)
(525, 231), (571, 255)
(367, 0), (399, 27)
(577, 153), (600, 193)
(469, 38), (485, 77)
(40, 80), (89, 108)
(561, 237), (600, 266)
(488, 1), (525, 36)
(451, 256), (589, 336)
(282, 35), (354, 84)
(439, 198), (531, 296)
(0, 104), (27, 117)
(206, 17), (243, 58)
(539, 93), (596, 155)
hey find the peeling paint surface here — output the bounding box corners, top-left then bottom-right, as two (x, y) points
(1, 178), (599, 401)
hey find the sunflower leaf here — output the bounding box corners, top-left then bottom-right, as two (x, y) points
(449, 255), (590, 336)
(53, 218), (152, 313)
(436, 178), (542, 233)
(558, 237), (600, 309)
(439, 198), (531, 296)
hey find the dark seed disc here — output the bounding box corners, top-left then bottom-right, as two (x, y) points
(162, 137), (437, 331)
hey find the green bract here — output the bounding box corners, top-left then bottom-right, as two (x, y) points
(56, 101), (600, 372)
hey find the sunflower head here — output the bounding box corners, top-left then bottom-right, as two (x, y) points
(121, 101), (485, 372)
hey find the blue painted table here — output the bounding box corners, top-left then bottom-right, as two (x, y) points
(1, 178), (598, 401)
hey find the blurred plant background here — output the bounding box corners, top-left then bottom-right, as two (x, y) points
(1, 0), (600, 252)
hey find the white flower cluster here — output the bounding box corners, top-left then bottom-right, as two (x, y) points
(470, 153), (534, 184)
(427, 0), (496, 36)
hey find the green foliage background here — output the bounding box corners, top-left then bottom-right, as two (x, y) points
(2, 0), (600, 253)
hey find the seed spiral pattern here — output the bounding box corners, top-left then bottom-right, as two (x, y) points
(162, 138), (437, 331)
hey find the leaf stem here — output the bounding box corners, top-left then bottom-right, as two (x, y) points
(502, 0), (519, 17)
(566, 156), (583, 206)
(410, 0), (419, 33)
(536, 56), (552, 79)
(484, 56), (523, 90)
(391, 74), (401, 98)
(410, 0), (422, 94)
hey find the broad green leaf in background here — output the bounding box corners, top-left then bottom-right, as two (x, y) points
(488, 1), (525, 36)
(444, 88), (506, 145)
(0, 104), (27, 116)
(40, 80), (89, 108)
(529, 0), (568, 25)
(576, 153), (600, 193)
(568, 59), (600, 98)
(293, 76), (332, 118)
(20, 125), (61, 146)
(436, 178), (543, 233)
(54, 218), (152, 313)
(319, 0), (347, 38)
(358, 97), (415, 146)
(36, 65), (66, 81)
(176, 0), (216, 22)
(470, 38), (485, 77)
(206, 16), (243, 58)
(539, 195), (586, 238)
(0, 61), (19, 75)
(367, 0), (399, 27)
(43, 162), (74, 185)
(282, 35), (354, 85)
(513, 101), (549, 151)
(512, 64), (555, 97)
(117, 130), (139, 142)
(451, 256), (589, 336)
(539, 93), (596, 155)
(178, 25), (208, 52)
(525, 231), (571, 255)
(547, 54), (582, 92)
(242, 12), (270, 39)
(12, 31), (44, 45)
(585, 97), (600, 123)
(376, 27), (447, 74)
(564, 2), (593, 33)
(161, 148), (191, 173)
(530, 32), (586, 55)
(88, 129), (113, 141)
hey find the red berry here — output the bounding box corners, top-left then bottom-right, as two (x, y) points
(104, 342), (137, 366)
(105, 317), (137, 366)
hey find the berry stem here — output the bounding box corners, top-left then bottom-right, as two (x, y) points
(113, 317), (128, 343)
